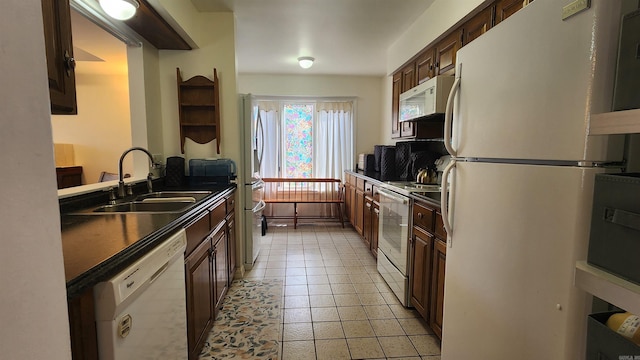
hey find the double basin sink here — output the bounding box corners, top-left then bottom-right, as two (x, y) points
(81, 191), (213, 214)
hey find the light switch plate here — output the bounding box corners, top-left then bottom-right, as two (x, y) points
(562, 0), (591, 21)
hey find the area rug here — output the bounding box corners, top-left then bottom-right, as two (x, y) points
(199, 279), (283, 359)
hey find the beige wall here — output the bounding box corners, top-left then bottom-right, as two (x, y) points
(1, 1), (71, 358)
(51, 72), (133, 184)
(238, 74), (384, 160)
(157, 12), (239, 166)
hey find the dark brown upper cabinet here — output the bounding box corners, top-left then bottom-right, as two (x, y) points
(435, 29), (462, 76)
(463, 6), (493, 46)
(42, 0), (77, 114)
(495, 0), (528, 25)
(416, 48), (436, 84)
(391, 72), (402, 138)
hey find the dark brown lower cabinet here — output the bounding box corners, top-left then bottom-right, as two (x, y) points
(410, 226), (434, 320)
(430, 238), (447, 339)
(371, 203), (379, 258)
(212, 226), (228, 311)
(363, 195), (380, 258)
(226, 211), (236, 284)
(185, 235), (214, 360)
(363, 197), (373, 248)
(354, 188), (364, 236)
(67, 288), (98, 360)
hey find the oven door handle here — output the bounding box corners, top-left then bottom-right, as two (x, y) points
(378, 188), (409, 204)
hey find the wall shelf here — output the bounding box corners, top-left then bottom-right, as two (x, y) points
(177, 67), (220, 154)
(589, 108), (640, 135)
(575, 261), (640, 316)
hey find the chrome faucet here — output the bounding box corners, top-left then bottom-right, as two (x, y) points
(118, 147), (156, 198)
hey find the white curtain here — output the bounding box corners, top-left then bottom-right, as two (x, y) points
(314, 102), (353, 182)
(257, 101), (279, 178)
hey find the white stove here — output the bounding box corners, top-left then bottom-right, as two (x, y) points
(377, 181), (443, 306)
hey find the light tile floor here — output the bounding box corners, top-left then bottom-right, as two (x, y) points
(243, 222), (442, 360)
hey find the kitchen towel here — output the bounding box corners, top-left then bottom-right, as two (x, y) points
(374, 145), (384, 172)
(380, 146), (396, 181)
(164, 156), (185, 187)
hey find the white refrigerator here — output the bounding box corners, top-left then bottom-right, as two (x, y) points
(239, 94), (266, 269)
(439, 1), (624, 359)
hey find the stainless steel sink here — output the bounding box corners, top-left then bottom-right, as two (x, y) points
(68, 190), (214, 215)
(92, 201), (196, 213)
(135, 191), (213, 202)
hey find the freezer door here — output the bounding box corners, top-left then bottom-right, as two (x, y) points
(450, 0), (622, 162)
(441, 161), (603, 360)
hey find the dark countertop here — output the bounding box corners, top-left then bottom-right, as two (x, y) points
(60, 183), (236, 299)
(345, 169), (441, 206)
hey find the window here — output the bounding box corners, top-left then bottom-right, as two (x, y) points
(283, 104), (314, 178)
(257, 99), (354, 181)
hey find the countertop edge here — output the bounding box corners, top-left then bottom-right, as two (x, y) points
(345, 169), (441, 207)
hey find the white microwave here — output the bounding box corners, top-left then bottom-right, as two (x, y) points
(399, 75), (455, 122)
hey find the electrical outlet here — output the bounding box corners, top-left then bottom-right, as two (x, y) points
(152, 154), (163, 165)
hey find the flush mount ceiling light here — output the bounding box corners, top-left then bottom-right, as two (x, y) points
(99, 0), (139, 20)
(298, 56), (314, 69)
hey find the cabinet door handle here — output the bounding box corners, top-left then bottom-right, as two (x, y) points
(417, 212), (424, 219)
(64, 50), (76, 77)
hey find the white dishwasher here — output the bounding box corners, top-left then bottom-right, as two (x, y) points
(94, 229), (187, 360)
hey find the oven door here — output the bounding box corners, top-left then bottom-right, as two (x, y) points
(377, 188), (411, 275)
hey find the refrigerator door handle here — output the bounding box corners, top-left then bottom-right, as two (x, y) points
(444, 65), (461, 157)
(252, 200), (266, 213)
(253, 179), (265, 191)
(441, 158), (456, 248)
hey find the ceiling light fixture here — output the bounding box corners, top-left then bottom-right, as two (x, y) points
(298, 56), (314, 69)
(99, 0), (139, 20)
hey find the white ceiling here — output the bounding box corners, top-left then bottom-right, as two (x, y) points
(191, 0), (435, 75)
(72, 0), (435, 76)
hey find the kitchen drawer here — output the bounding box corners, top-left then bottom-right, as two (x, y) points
(364, 181), (374, 196)
(413, 202), (435, 232)
(185, 211), (210, 256)
(346, 173), (355, 186)
(225, 194), (235, 214)
(435, 211), (447, 239)
(209, 199), (226, 228)
(356, 178), (365, 191)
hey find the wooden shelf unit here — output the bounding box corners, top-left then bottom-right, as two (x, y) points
(177, 68), (220, 154)
(575, 261), (640, 316)
(578, 107), (640, 315)
(589, 108), (640, 135)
